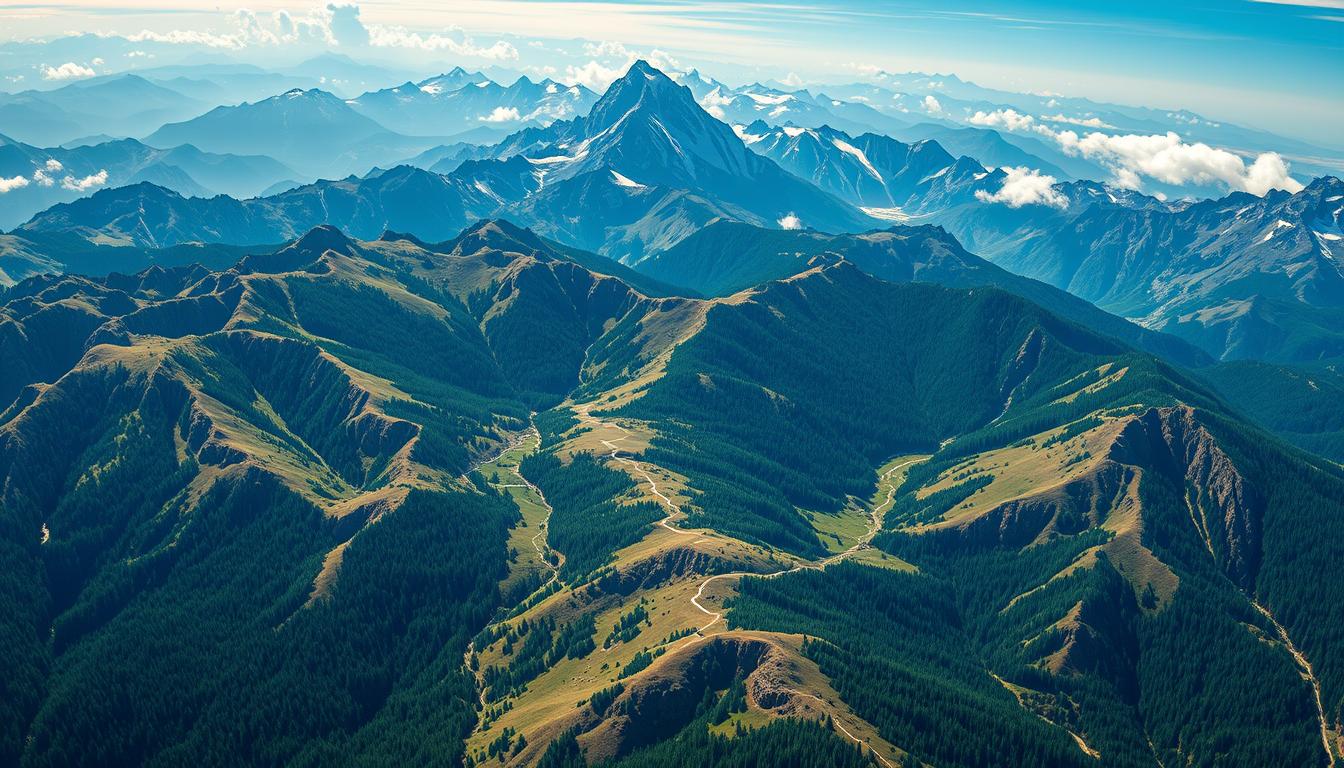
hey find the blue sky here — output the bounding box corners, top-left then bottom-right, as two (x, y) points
(2, 0), (1340, 145)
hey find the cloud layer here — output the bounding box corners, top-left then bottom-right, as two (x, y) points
(967, 108), (1302, 195)
(975, 167), (1068, 209)
(41, 62), (96, 80)
(0, 159), (108, 195)
(117, 3), (517, 60)
(480, 107), (521, 123)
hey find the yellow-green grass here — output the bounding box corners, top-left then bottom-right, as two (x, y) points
(707, 707), (774, 737)
(476, 432), (558, 596)
(913, 415), (1128, 530)
(808, 503), (872, 554)
(468, 576), (716, 760)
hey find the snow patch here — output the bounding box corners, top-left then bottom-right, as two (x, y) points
(782, 126), (808, 138)
(1261, 220), (1292, 242)
(745, 92), (792, 105)
(732, 124), (764, 145)
(831, 137), (883, 181)
(861, 206), (909, 222)
(610, 170), (646, 189)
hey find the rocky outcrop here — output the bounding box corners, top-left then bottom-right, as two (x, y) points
(1109, 406), (1262, 587)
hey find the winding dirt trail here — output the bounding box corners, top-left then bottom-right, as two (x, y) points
(1251, 598), (1336, 767)
(571, 403), (919, 762)
(463, 426), (564, 709)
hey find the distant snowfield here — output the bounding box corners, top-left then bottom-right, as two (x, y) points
(861, 206), (910, 222)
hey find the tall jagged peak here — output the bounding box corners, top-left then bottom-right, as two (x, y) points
(584, 60), (694, 134)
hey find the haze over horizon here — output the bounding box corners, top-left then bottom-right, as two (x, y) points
(2, 0), (1341, 149)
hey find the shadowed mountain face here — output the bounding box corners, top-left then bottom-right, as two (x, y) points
(3, 220), (1344, 767)
(635, 219), (1208, 366)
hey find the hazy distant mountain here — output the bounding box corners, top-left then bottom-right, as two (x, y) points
(821, 70), (1338, 182)
(143, 88), (448, 177)
(350, 73), (597, 137)
(0, 135), (297, 229)
(681, 70), (911, 138)
(0, 75), (208, 146)
(280, 53), (417, 97)
(889, 122), (1085, 179)
(19, 61), (1344, 367)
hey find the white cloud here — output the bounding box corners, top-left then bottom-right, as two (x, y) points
(698, 86), (734, 119)
(366, 26), (518, 59)
(1054, 130), (1303, 195)
(848, 62), (885, 77)
(975, 166), (1068, 209)
(781, 72), (804, 87)
(959, 106), (1300, 196)
(113, 3), (515, 59)
(1041, 113), (1113, 129)
(644, 49), (682, 76)
(583, 40), (631, 58)
(778, 213), (803, 229)
(326, 3), (369, 46)
(968, 108), (1037, 132)
(564, 59), (630, 92)
(562, 41), (683, 92)
(41, 62), (96, 81)
(125, 28), (243, 48)
(922, 95), (943, 114)
(44, 159), (63, 172)
(0, 176), (30, 194)
(61, 170), (109, 192)
(480, 106), (521, 122)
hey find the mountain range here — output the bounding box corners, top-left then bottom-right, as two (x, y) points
(0, 134), (297, 229)
(348, 70), (598, 137)
(3, 217), (1343, 766)
(19, 62), (874, 258)
(0, 74), (209, 147)
(15, 61), (1342, 367)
